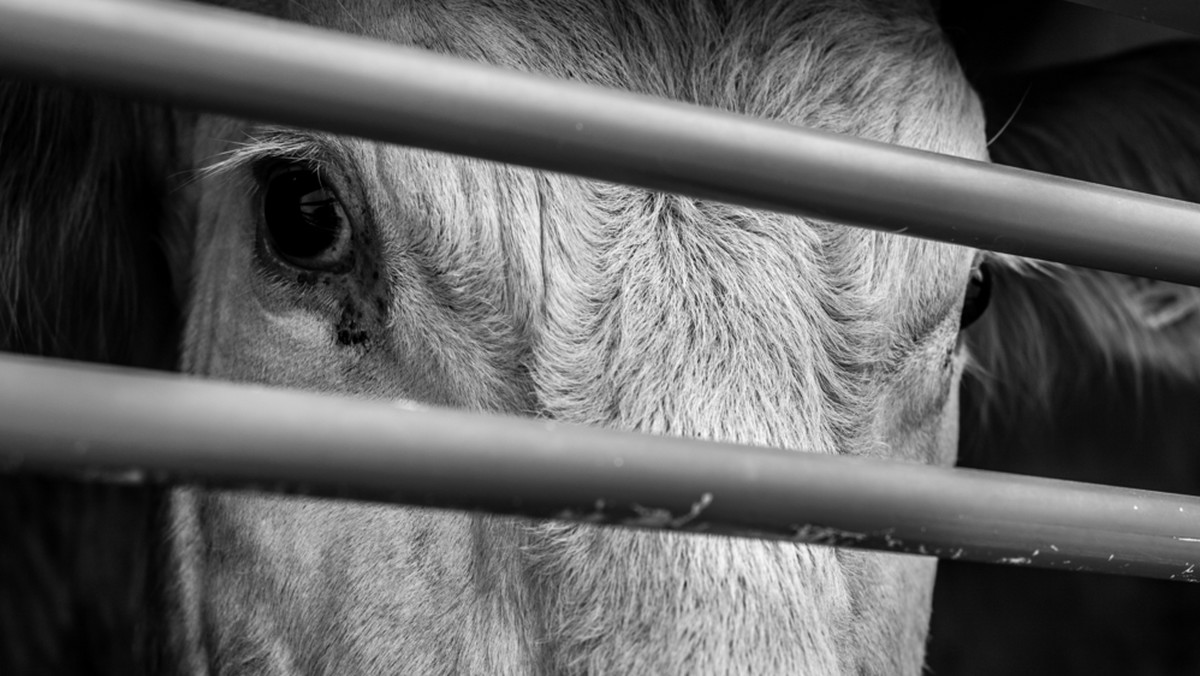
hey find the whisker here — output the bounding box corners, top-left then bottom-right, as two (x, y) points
(986, 84), (1031, 148)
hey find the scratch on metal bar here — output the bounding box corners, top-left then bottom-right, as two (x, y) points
(554, 498), (609, 524)
(1174, 563), (1199, 583)
(998, 557), (1032, 565)
(1175, 536), (1200, 543)
(791, 524), (869, 546)
(670, 492), (713, 528)
(627, 504), (673, 528)
(626, 493), (714, 530)
(880, 529), (903, 549)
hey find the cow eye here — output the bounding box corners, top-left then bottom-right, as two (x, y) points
(260, 164), (353, 271)
(960, 263), (991, 329)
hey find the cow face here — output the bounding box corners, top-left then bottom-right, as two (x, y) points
(165, 2), (986, 674)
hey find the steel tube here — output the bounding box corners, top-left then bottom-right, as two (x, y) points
(2, 0), (1200, 284)
(1067, 0), (1200, 37)
(2, 353), (1199, 582)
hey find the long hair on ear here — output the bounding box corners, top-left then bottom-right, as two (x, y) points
(967, 41), (1200, 414)
(0, 79), (179, 367)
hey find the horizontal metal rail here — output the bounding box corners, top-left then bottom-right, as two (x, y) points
(1, 353), (1198, 582)
(1067, 0), (1200, 36)
(3, 0), (1200, 285)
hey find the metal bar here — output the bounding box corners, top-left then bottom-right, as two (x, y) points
(2, 353), (1199, 582)
(2, 0), (1200, 285)
(1066, 0), (1200, 37)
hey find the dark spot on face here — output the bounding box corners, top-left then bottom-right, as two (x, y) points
(374, 297), (387, 315)
(336, 303), (370, 347)
(336, 328), (369, 346)
(296, 271), (318, 286)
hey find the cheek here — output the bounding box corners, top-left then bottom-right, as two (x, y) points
(929, 382), (961, 467)
(181, 176), (353, 389)
(877, 342), (964, 467)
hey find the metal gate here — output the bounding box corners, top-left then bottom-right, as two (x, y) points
(0, 0), (1198, 583)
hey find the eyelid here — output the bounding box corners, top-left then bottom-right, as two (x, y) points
(270, 161), (345, 201)
(879, 312), (955, 377)
(228, 126), (345, 186)
(255, 156), (328, 185)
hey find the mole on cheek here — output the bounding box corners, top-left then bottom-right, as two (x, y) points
(332, 230), (389, 348)
(336, 302), (370, 347)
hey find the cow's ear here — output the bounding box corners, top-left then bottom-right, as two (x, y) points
(964, 258), (1200, 412)
(964, 41), (1200, 419)
(0, 81), (180, 369)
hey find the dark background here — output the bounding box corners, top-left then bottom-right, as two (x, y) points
(933, 2), (1200, 674)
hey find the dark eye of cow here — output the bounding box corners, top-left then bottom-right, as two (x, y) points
(260, 165), (352, 271)
(960, 263), (991, 329)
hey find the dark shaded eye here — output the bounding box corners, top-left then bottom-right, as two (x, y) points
(960, 263), (991, 329)
(261, 165), (352, 271)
